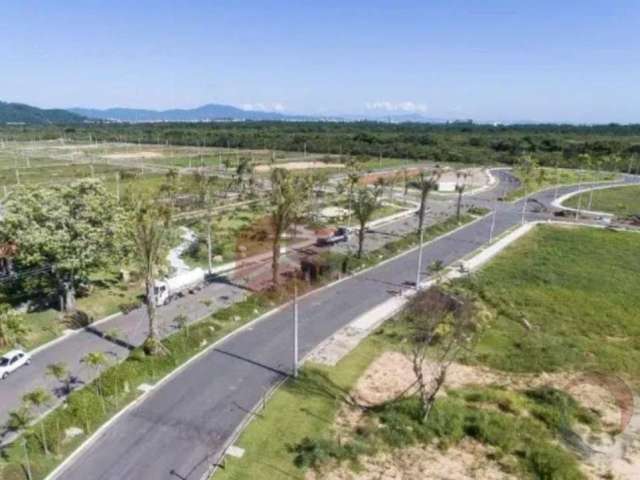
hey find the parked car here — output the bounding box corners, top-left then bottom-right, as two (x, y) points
(316, 227), (350, 246)
(0, 349), (31, 379)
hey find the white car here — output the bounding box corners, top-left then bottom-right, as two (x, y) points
(0, 349), (31, 379)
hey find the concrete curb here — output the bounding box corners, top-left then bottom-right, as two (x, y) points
(552, 182), (640, 217)
(28, 311), (123, 357)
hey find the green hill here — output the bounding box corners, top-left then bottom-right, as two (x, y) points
(0, 101), (86, 124)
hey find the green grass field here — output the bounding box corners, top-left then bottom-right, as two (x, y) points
(505, 167), (615, 200)
(469, 225), (640, 384)
(563, 185), (640, 216)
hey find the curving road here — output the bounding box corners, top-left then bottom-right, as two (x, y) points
(49, 170), (640, 480)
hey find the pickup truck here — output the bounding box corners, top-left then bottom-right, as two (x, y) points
(316, 227), (350, 246)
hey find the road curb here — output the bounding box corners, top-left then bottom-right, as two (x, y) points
(551, 182), (639, 217)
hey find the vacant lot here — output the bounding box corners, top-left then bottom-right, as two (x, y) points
(470, 225), (640, 383)
(563, 185), (640, 216)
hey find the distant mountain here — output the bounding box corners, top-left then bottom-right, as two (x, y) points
(69, 103), (309, 122)
(0, 101), (86, 124)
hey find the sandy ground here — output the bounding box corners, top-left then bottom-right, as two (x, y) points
(307, 439), (515, 480)
(321, 351), (639, 480)
(102, 151), (165, 160)
(254, 161), (344, 172)
(360, 167), (488, 191)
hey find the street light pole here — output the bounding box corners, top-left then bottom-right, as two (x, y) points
(293, 284), (299, 378)
(489, 190), (499, 243)
(415, 225), (424, 290)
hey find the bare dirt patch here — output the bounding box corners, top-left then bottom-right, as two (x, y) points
(254, 161), (343, 172)
(359, 167), (489, 191)
(306, 439), (515, 480)
(102, 151), (165, 160)
(345, 351), (639, 479)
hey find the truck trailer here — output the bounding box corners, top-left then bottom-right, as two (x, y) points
(154, 267), (206, 306)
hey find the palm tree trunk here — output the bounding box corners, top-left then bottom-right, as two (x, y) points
(272, 235), (281, 285)
(145, 278), (158, 351)
(40, 423), (49, 456)
(357, 224), (365, 258)
(207, 218), (213, 274)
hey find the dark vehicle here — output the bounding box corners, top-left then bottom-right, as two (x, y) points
(316, 227), (350, 246)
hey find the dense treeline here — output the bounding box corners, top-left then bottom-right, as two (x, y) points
(2, 121), (640, 169)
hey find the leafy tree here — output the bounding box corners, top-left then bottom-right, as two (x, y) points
(22, 388), (52, 456)
(405, 287), (482, 422)
(0, 304), (29, 348)
(269, 168), (308, 285)
(414, 169), (442, 236)
(129, 196), (172, 354)
(352, 187), (381, 258)
(0, 179), (129, 312)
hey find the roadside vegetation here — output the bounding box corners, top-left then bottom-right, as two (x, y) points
(213, 225), (640, 480)
(563, 184), (640, 217)
(465, 225), (640, 383)
(2, 122), (640, 172)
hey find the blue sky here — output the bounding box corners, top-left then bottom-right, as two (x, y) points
(1, 0), (638, 123)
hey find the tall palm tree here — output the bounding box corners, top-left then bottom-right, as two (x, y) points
(269, 168), (307, 285)
(82, 351), (109, 413)
(415, 169), (442, 236)
(352, 187), (381, 258)
(22, 389), (52, 456)
(455, 171), (470, 222)
(6, 407), (34, 479)
(130, 196), (172, 354)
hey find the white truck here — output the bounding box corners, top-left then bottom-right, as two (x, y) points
(154, 267), (206, 306)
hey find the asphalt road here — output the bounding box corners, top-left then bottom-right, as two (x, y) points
(54, 170), (640, 480)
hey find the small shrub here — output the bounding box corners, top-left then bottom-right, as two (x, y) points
(524, 444), (584, 480)
(64, 310), (93, 329)
(119, 301), (141, 314)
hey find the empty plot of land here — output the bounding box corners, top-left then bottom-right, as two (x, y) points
(255, 161), (344, 172)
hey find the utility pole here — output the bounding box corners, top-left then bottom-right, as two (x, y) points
(520, 188), (527, 225)
(575, 169), (584, 219)
(115, 171), (120, 203)
(293, 284), (299, 378)
(489, 190), (499, 243)
(553, 161), (560, 201)
(415, 226), (425, 290)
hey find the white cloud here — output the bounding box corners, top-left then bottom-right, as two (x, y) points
(241, 102), (286, 112)
(365, 101), (428, 113)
